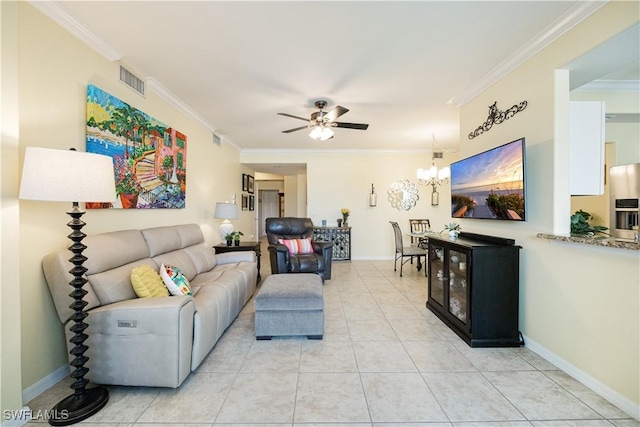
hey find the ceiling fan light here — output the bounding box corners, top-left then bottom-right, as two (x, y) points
(319, 127), (334, 141)
(309, 126), (322, 140)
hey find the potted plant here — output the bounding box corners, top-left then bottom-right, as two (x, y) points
(224, 231), (244, 246)
(443, 222), (461, 239)
(570, 210), (609, 237)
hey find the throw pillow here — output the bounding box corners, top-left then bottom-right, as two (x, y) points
(278, 237), (314, 255)
(131, 264), (169, 298)
(160, 263), (193, 296)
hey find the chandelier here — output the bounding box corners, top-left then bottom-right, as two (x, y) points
(417, 135), (450, 206)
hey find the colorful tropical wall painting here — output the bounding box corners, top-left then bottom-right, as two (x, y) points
(86, 84), (186, 209)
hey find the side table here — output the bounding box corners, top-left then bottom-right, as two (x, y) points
(213, 241), (261, 282)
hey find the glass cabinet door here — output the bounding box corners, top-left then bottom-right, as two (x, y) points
(447, 249), (468, 324)
(428, 243), (445, 307)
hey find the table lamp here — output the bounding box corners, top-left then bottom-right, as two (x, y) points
(214, 202), (238, 241)
(19, 147), (116, 425)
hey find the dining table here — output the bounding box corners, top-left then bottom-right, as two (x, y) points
(405, 231), (435, 271)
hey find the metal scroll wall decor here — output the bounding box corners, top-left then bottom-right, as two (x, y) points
(468, 100), (528, 140)
(387, 180), (420, 211)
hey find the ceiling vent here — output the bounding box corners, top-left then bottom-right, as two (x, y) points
(119, 65), (145, 96)
(433, 151), (444, 159)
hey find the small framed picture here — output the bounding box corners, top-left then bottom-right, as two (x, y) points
(241, 194), (249, 211)
(242, 174), (248, 192)
(249, 195), (255, 211)
(248, 175), (254, 194)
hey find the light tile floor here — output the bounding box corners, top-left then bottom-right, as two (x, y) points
(25, 257), (639, 426)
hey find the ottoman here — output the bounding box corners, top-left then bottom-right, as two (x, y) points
(254, 273), (324, 340)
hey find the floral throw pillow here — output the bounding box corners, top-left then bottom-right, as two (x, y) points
(160, 263), (192, 296)
(278, 237), (314, 255)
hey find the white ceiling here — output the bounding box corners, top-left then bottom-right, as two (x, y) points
(34, 1), (637, 159)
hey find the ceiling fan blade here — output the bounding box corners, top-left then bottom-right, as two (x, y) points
(282, 125), (310, 133)
(324, 105), (349, 122)
(333, 122), (369, 130)
(277, 112), (310, 122)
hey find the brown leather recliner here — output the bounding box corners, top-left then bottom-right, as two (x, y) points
(265, 217), (333, 281)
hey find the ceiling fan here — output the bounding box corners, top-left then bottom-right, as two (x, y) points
(278, 100), (369, 140)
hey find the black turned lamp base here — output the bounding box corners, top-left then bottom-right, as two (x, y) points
(49, 387), (109, 426)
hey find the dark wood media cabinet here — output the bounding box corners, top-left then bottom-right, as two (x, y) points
(426, 232), (523, 347)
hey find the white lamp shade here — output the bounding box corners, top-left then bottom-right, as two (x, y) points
(19, 147), (116, 202)
(309, 126), (322, 140)
(438, 166), (450, 180)
(214, 202), (238, 220)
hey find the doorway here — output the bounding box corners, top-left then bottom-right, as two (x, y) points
(259, 190), (281, 237)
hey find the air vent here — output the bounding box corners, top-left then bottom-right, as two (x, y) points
(433, 151), (444, 159)
(119, 65), (145, 96)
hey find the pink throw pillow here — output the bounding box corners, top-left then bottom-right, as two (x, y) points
(278, 237), (314, 254)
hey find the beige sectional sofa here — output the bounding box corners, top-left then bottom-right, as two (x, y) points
(42, 223), (257, 388)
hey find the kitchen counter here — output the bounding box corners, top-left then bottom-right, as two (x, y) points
(537, 233), (639, 251)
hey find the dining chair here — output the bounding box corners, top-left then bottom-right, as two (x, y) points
(409, 219), (431, 248)
(389, 221), (427, 277)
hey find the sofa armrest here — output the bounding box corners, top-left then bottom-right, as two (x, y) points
(268, 244), (290, 274)
(312, 240), (333, 254)
(313, 240), (333, 280)
(216, 251), (256, 264)
(81, 296), (195, 388)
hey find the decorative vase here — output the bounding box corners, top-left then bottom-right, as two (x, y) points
(342, 215), (349, 227)
(119, 193), (138, 209)
(234, 240), (240, 246)
(337, 219), (342, 227)
(226, 239), (232, 246)
(449, 230), (459, 239)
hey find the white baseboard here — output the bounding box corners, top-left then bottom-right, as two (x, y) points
(351, 256), (393, 261)
(523, 334), (640, 420)
(21, 364), (68, 404)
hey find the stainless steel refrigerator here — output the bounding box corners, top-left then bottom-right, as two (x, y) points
(609, 163), (640, 241)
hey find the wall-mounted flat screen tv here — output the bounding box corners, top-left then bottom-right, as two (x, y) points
(450, 137), (526, 221)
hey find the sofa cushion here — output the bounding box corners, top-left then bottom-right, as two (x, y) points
(184, 243), (217, 275)
(175, 223), (205, 247)
(152, 249), (198, 281)
(88, 259), (156, 305)
(83, 230), (150, 274)
(131, 264), (169, 298)
(160, 264), (193, 296)
(142, 226), (183, 257)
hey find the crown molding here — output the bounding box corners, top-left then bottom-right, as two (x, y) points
(449, 1), (607, 107)
(574, 79), (640, 93)
(29, 0), (238, 151)
(27, 0), (122, 62)
(146, 77), (225, 136)
(147, 77), (242, 150)
(241, 148), (434, 155)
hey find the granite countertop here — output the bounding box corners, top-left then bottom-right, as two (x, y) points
(537, 233), (640, 251)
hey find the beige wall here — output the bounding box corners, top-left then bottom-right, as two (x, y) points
(457, 1), (639, 415)
(8, 2), (256, 410)
(241, 150), (457, 259)
(1, 0), (24, 416)
(5, 0), (639, 419)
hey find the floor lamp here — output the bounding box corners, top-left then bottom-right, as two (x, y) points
(19, 147), (116, 425)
